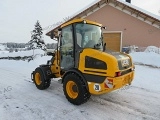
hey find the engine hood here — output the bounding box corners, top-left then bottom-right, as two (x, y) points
(105, 50), (132, 70)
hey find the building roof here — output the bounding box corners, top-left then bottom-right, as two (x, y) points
(117, 0), (160, 20)
(46, 0), (160, 36)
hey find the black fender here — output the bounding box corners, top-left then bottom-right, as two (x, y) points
(31, 72), (34, 81)
(62, 68), (89, 91)
(32, 65), (54, 81)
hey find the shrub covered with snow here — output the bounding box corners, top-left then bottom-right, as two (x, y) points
(0, 49), (46, 61)
(0, 49), (45, 58)
(0, 44), (6, 51)
(144, 46), (160, 54)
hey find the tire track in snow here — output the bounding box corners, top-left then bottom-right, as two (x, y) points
(89, 96), (159, 120)
(0, 67), (86, 120)
(134, 62), (160, 69)
(89, 87), (160, 120)
(1, 65), (160, 120)
(0, 67), (31, 79)
(126, 86), (160, 99)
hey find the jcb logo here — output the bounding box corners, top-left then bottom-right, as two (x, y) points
(122, 59), (129, 66)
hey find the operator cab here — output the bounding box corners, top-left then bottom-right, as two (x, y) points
(57, 20), (104, 71)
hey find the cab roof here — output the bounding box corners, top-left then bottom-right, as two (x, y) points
(46, 19), (102, 36)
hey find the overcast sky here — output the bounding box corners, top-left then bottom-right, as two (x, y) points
(0, 0), (160, 43)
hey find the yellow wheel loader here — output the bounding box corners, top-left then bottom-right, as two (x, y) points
(31, 19), (135, 105)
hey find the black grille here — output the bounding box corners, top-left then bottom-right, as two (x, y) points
(121, 69), (132, 76)
(85, 56), (107, 70)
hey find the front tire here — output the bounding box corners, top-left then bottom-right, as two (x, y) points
(63, 73), (90, 105)
(33, 67), (51, 90)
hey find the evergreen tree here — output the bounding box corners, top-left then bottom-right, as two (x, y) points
(29, 20), (46, 50)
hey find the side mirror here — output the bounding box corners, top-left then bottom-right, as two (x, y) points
(47, 52), (55, 57)
(102, 26), (107, 30)
(50, 32), (54, 39)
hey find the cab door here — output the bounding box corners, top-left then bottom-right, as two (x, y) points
(60, 25), (74, 70)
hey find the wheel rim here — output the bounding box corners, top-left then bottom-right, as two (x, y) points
(66, 81), (78, 99)
(35, 73), (42, 85)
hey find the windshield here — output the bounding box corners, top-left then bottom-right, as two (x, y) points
(75, 23), (103, 50)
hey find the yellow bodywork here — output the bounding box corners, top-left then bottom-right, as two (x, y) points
(79, 49), (119, 77)
(51, 51), (61, 78)
(61, 19), (102, 28)
(88, 72), (134, 95)
(49, 18), (135, 95)
(78, 48), (135, 95)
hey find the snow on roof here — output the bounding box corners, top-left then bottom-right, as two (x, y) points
(117, 0), (160, 21)
(70, 0), (100, 19)
(46, 0), (160, 35)
(45, 0), (100, 35)
(71, 0), (160, 21)
(46, 0), (100, 34)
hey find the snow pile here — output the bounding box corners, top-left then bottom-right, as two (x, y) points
(144, 46), (160, 54)
(30, 55), (52, 67)
(0, 49), (45, 57)
(0, 55), (52, 71)
(0, 44), (6, 51)
(0, 44), (9, 54)
(0, 50), (9, 54)
(130, 46), (160, 67)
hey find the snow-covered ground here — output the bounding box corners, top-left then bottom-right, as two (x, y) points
(0, 48), (160, 120)
(0, 49), (45, 58)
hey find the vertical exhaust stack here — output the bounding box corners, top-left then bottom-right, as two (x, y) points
(126, 0), (131, 3)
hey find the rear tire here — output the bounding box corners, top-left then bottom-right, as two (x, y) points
(63, 73), (90, 105)
(33, 67), (51, 90)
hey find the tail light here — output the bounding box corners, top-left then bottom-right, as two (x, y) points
(115, 72), (121, 77)
(131, 65), (135, 71)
